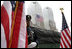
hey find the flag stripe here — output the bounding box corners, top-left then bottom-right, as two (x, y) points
(18, 2), (27, 48)
(61, 36), (67, 48)
(66, 29), (71, 46)
(61, 38), (65, 48)
(68, 28), (70, 33)
(64, 29), (71, 41)
(36, 14), (43, 22)
(8, 1), (19, 48)
(1, 1), (12, 48)
(1, 24), (7, 48)
(60, 41), (63, 48)
(66, 29), (71, 37)
(1, 5), (9, 48)
(62, 31), (71, 47)
(63, 30), (71, 44)
(25, 31), (28, 48)
(11, 2), (23, 48)
(3, 1), (12, 39)
(62, 31), (70, 48)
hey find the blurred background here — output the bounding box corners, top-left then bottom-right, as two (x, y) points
(1, 1), (71, 32)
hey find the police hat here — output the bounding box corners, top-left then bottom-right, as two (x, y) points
(26, 15), (31, 21)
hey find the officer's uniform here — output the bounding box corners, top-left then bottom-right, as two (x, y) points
(26, 15), (39, 48)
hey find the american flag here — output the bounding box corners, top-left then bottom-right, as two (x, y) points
(60, 12), (71, 48)
(9, 1), (28, 48)
(36, 14), (43, 22)
(1, 1), (28, 48)
(1, 1), (12, 48)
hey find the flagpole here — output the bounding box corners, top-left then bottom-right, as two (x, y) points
(8, 1), (18, 48)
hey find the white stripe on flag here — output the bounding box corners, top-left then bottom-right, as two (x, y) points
(66, 29), (71, 38)
(1, 24), (7, 48)
(62, 31), (70, 48)
(18, 3), (27, 48)
(63, 30), (71, 45)
(1, 1), (12, 48)
(60, 34), (65, 48)
(3, 1), (12, 39)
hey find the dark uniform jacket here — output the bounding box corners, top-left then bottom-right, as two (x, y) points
(27, 26), (39, 45)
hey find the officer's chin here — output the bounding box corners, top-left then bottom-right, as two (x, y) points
(28, 42), (37, 48)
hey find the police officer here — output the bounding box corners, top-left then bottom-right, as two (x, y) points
(26, 15), (38, 48)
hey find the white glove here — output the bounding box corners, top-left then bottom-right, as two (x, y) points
(28, 42), (37, 48)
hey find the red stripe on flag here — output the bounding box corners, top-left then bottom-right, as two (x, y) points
(68, 28), (70, 33)
(64, 29), (71, 41)
(25, 30), (28, 48)
(61, 35), (67, 48)
(1, 5), (9, 48)
(60, 42), (63, 48)
(11, 2), (23, 48)
(62, 31), (71, 48)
